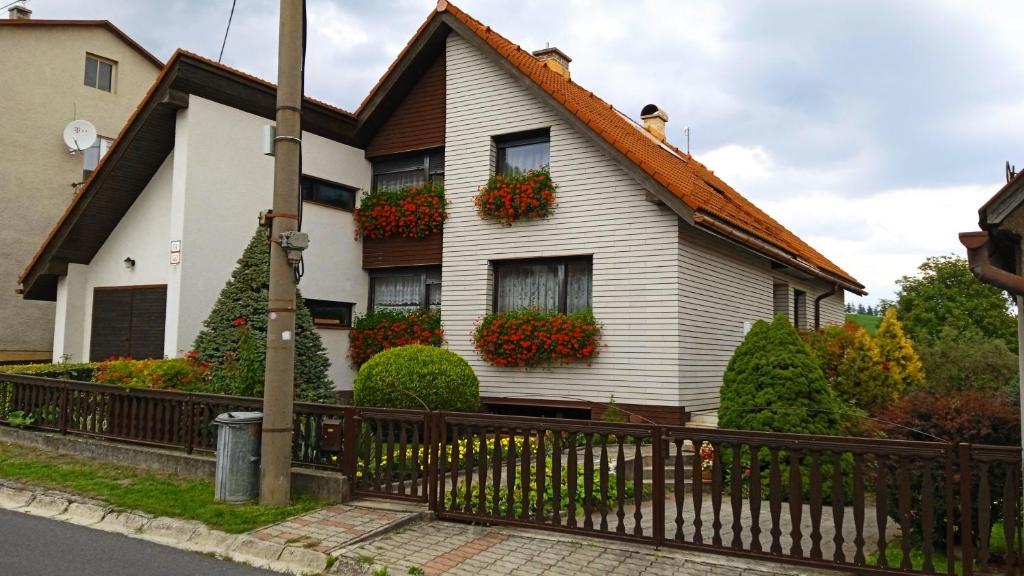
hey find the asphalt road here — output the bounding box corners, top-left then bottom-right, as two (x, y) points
(0, 509), (278, 576)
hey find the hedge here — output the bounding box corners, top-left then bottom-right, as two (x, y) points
(353, 345), (479, 412)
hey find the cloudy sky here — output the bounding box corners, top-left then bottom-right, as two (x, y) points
(26, 0), (1024, 303)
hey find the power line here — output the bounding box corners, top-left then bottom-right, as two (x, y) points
(1, 0), (29, 11)
(217, 0), (237, 63)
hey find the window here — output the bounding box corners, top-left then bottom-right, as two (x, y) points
(369, 267), (441, 311)
(793, 289), (807, 330)
(82, 136), (113, 180)
(496, 130), (550, 176)
(84, 54), (115, 92)
(372, 150), (444, 191)
(301, 175), (356, 211)
(306, 299), (354, 328)
(493, 257), (591, 314)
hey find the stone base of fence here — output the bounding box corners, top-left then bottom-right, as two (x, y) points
(0, 426), (350, 503)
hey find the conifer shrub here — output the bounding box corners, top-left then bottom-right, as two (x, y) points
(802, 321), (901, 415)
(720, 316), (847, 500)
(353, 345), (479, 412)
(875, 308), (925, 390)
(192, 227), (335, 403)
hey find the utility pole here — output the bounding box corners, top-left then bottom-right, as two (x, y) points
(260, 0), (304, 506)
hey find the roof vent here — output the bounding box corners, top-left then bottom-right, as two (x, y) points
(532, 46), (571, 79)
(641, 104), (669, 142)
(8, 3), (32, 19)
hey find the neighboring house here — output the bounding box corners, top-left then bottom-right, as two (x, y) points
(0, 5), (162, 363)
(959, 168), (1024, 406)
(19, 1), (864, 422)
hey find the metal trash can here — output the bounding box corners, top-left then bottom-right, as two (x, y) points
(214, 411), (262, 502)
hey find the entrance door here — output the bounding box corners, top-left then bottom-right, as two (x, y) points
(89, 285), (167, 361)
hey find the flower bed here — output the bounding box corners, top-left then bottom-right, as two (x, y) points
(354, 181), (447, 239)
(348, 308), (444, 367)
(473, 309), (601, 368)
(474, 168), (556, 226)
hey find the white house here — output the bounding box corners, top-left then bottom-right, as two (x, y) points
(19, 1), (864, 423)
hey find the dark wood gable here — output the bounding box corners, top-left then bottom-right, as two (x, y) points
(365, 54), (445, 158)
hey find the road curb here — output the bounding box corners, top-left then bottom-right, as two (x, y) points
(0, 480), (336, 575)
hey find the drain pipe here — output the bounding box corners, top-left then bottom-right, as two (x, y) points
(959, 231), (1024, 296)
(814, 284), (839, 329)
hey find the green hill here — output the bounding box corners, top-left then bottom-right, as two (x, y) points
(846, 313), (881, 334)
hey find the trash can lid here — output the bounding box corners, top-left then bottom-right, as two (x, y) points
(214, 411), (263, 424)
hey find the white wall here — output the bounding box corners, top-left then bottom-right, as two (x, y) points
(442, 34), (682, 407)
(52, 95), (371, 390)
(172, 96), (371, 390)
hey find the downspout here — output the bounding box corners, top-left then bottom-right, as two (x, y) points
(959, 231), (1024, 296)
(813, 284), (840, 329)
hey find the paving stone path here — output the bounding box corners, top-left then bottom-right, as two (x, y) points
(251, 502), (422, 554)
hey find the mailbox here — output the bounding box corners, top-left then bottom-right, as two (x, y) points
(321, 418), (343, 452)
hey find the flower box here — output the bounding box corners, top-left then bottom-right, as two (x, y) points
(354, 181), (447, 240)
(348, 308), (443, 367)
(473, 308), (601, 368)
(474, 168), (556, 226)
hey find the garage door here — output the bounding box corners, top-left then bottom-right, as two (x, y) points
(89, 285), (167, 361)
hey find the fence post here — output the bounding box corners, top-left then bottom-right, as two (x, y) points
(945, 444), (956, 576)
(59, 382), (69, 435)
(960, 443), (973, 576)
(184, 394), (195, 454)
(428, 411), (441, 514)
(651, 426), (665, 546)
(341, 407), (359, 499)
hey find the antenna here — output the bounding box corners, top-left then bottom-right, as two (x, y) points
(1007, 160), (1018, 183)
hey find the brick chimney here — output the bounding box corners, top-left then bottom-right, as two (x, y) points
(640, 104), (669, 143)
(8, 4), (32, 19)
(532, 46), (571, 79)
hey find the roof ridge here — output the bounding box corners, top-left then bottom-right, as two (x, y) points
(0, 18), (163, 68)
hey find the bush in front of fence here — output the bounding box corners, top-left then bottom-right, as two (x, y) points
(354, 344), (479, 412)
(0, 362), (99, 381)
(882, 390), (1021, 547)
(92, 357), (210, 391)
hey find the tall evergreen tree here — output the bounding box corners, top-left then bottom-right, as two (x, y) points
(192, 226), (334, 403)
(875, 308), (925, 390)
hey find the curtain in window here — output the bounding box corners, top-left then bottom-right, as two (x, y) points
(566, 261), (592, 313)
(501, 141), (550, 175)
(375, 169), (425, 191)
(373, 275), (422, 310)
(496, 262), (560, 312)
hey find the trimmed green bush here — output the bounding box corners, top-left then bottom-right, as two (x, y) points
(353, 345), (479, 412)
(192, 226), (334, 403)
(720, 315), (844, 435)
(0, 362), (98, 381)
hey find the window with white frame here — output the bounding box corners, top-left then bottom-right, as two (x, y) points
(84, 54), (115, 92)
(82, 136), (113, 181)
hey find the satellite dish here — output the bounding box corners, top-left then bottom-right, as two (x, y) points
(63, 119), (97, 152)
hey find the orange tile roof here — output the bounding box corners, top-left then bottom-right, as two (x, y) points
(437, 1), (862, 290)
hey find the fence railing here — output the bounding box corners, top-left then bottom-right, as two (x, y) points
(1, 374), (1021, 576)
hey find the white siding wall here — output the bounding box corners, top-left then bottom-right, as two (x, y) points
(678, 224), (774, 413)
(678, 223), (850, 413)
(443, 34), (682, 407)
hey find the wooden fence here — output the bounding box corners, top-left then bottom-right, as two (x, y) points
(0, 374), (1020, 575)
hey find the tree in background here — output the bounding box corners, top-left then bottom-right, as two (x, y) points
(874, 308), (925, 390)
(834, 327), (900, 413)
(192, 226), (335, 403)
(896, 255), (1017, 348)
(720, 316), (842, 435)
(917, 328), (1019, 398)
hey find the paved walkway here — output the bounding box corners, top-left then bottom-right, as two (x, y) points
(328, 516), (850, 576)
(250, 502), (423, 554)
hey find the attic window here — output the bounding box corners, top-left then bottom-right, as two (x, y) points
(496, 130), (550, 176)
(84, 54), (115, 92)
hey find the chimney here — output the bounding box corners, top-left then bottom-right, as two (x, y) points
(8, 4), (31, 19)
(532, 46), (571, 79)
(640, 104), (669, 142)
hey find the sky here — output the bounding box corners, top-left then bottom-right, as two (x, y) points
(22, 0), (1024, 304)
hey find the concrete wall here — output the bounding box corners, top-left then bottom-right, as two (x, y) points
(0, 24), (160, 358)
(442, 34), (682, 407)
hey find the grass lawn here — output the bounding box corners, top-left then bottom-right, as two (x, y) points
(869, 523), (1018, 575)
(0, 441), (320, 533)
(846, 313), (881, 334)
